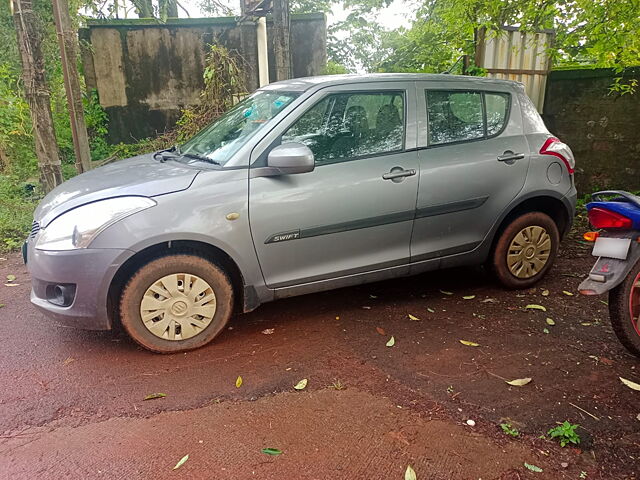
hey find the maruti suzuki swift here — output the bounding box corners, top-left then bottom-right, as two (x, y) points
(25, 74), (577, 353)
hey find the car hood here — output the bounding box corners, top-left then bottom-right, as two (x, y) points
(35, 154), (200, 227)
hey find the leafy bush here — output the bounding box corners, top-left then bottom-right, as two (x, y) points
(0, 174), (37, 251)
(84, 89), (111, 161)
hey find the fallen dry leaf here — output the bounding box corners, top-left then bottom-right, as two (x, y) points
(482, 298), (499, 303)
(144, 392), (167, 401)
(405, 465), (417, 480)
(439, 290), (453, 296)
(459, 340), (480, 347)
(563, 291), (574, 296)
(505, 377), (532, 386)
(525, 304), (547, 312)
(462, 295), (476, 300)
(294, 378), (308, 390)
(427, 307), (435, 313)
(6, 274), (16, 282)
(173, 454), (189, 470)
(546, 318), (555, 326)
(408, 314), (420, 321)
(524, 462), (543, 473)
(4, 283), (20, 287)
(235, 376), (243, 388)
(620, 377), (640, 391)
(376, 327), (386, 335)
(541, 289), (550, 296)
(261, 328), (275, 335)
(386, 336), (395, 347)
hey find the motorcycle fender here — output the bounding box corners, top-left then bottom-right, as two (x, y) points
(579, 242), (640, 295)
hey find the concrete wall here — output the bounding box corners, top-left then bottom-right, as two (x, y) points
(543, 68), (640, 195)
(81, 15), (327, 143)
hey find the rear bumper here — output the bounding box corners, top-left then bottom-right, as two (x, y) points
(26, 242), (133, 330)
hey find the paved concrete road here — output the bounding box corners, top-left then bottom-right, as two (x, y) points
(0, 243), (638, 479)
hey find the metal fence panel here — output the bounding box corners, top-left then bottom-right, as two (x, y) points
(475, 27), (554, 113)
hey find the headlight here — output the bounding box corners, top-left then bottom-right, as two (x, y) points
(36, 196), (156, 251)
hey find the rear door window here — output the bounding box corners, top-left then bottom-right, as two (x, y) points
(425, 90), (510, 146)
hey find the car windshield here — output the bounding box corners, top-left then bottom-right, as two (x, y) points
(180, 91), (299, 165)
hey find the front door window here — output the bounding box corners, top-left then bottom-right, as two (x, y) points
(282, 91), (405, 164)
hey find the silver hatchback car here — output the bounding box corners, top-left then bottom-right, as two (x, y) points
(26, 74), (577, 353)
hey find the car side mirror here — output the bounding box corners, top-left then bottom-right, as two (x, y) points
(266, 142), (315, 175)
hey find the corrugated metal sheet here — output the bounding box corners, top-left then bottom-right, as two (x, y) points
(475, 27), (554, 113)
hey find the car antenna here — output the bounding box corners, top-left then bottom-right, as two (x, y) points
(442, 55), (465, 75)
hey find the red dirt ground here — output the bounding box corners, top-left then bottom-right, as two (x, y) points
(0, 233), (639, 479)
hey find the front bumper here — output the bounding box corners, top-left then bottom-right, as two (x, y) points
(26, 241), (133, 330)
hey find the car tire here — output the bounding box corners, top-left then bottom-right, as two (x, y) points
(492, 212), (559, 289)
(119, 254), (234, 353)
(608, 262), (640, 357)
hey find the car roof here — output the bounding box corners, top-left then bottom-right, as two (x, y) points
(260, 73), (522, 93)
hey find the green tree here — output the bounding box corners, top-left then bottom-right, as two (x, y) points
(377, 0), (640, 74)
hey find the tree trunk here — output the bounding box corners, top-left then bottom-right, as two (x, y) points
(12, 0), (63, 194)
(162, 0), (179, 18)
(132, 0), (154, 17)
(272, 0), (291, 81)
(52, 0), (92, 174)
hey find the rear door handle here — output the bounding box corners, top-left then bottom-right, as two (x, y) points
(382, 168), (416, 181)
(497, 151), (525, 162)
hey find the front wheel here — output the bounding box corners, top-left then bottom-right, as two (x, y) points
(119, 254), (234, 353)
(608, 261), (640, 357)
(491, 212), (560, 289)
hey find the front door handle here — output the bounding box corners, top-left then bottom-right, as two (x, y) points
(497, 151), (525, 162)
(382, 168), (416, 182)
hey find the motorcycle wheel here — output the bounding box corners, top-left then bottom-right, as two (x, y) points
(609, 261), (640, 357)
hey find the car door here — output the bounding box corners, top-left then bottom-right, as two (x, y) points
(249, 83), (419, 290)
(410, 82), (530, 266)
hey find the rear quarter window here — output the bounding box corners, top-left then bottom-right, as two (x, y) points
(485, 92), (510, 136)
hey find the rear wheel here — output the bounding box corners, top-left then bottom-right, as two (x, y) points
(608, 261), (640, 357)
(120, 254), (234, 353)
(492, 212), (559, 289)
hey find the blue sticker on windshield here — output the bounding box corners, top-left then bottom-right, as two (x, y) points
(243, 107), (253, 117)
(273, 100), (284, 108)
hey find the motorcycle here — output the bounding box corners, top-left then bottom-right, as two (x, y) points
(579, 190), (640, 357)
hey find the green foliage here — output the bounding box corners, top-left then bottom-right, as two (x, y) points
(337, 0), (640, 74)
(609, 78), (638, 96)
(0, 175), (38, 251)
(321, 61), (349, 75)
(547, 421), (581, 447)
(500, 423), (520, 437)
(83, 89), (111, 160)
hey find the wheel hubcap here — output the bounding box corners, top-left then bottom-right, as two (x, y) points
(140, 273), (217, 341)
(506, 225), (551, 279)
(630, 273), (640, 337)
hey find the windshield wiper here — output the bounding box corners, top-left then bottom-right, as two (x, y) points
(153, 145), (180, 163)
(180, 152), (221, 166)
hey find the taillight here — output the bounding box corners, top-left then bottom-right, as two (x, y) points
(540, 137), (575, 174)
(588, 207), (633, 229)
